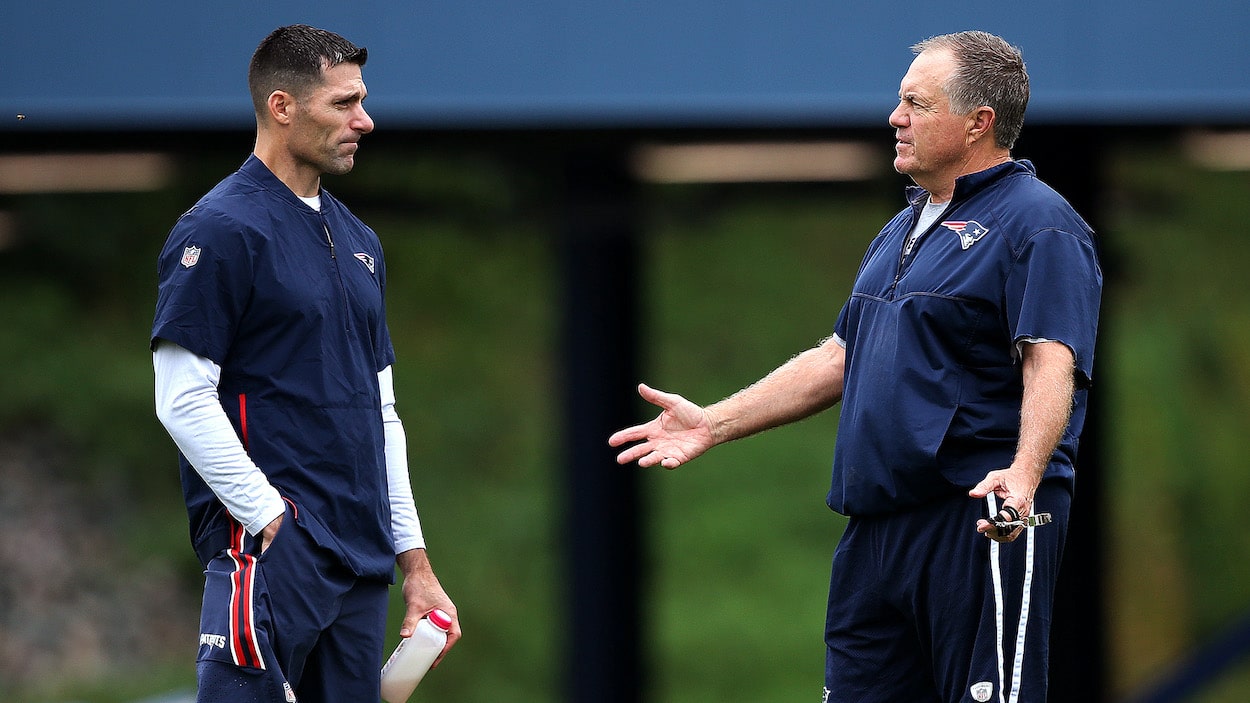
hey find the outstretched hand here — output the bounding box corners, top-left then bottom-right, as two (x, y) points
(608, 383), (715, 469)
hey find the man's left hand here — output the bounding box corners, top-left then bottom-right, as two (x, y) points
(397, 548), (460, 667)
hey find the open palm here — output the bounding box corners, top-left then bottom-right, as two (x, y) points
(608, 384), (715, 469)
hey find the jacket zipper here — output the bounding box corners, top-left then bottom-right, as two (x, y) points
(323, 222), (336, 260)
(889, 211), (919, 296)
(890, 198), (955, 296)
(322, 218), (352, 331)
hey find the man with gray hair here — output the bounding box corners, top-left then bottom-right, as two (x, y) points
(611, 31), (1100, 702)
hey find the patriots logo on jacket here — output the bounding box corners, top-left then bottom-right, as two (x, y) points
(353, 252), (375, 274)
(940, 220), (989, 250)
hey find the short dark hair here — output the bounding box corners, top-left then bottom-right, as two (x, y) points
(912, 31), (1029, 150)
(248, 25), (368, 117)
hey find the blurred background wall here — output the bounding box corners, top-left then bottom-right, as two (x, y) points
(2, 2), (1249, 702)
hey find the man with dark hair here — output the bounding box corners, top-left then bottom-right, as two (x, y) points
(153, 24), (458, 702)
(247, 24), (369, 127)
(611, 30), (1101, 702)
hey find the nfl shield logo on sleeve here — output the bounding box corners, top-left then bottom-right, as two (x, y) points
(180, 245), (202, 268)
(970, 681), (994, 702)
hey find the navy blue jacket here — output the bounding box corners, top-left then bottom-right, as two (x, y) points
(830, 160), (1102, 516)
(152, 155), (398, 580)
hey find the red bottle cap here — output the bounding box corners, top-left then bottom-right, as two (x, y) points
(427, 609), (453, 631)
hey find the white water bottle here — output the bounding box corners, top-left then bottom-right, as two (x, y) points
(380, 608), (453, 702)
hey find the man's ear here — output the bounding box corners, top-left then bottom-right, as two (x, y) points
(267, 90), (295, 126)
(966, 106), (997, 145)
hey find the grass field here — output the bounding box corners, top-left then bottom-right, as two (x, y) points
(0, 134), (1248, 702)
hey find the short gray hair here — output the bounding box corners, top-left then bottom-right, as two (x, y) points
(912, 31), (1029, 150)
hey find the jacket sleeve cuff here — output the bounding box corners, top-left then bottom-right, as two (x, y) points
(244, 490), (286, 537)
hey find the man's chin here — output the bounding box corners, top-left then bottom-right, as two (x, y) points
(325, 157), (356, 176)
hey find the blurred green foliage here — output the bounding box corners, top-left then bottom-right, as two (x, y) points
(0, 134), (1247, 702)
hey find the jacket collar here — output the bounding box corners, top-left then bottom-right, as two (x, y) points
(906, 159), (1034, 209)
(238, 154), (325, 214)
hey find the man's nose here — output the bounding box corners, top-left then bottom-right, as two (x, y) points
(888, 103), (908, 128)
(354, 106), (374, 134)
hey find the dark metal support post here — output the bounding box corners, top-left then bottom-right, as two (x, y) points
(558, 142), (645, 703)
(1020, 127), (1110, 703)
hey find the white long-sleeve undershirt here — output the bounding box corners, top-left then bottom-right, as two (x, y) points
(378, 364), (426, 553)
(153, 340), (425, 551)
